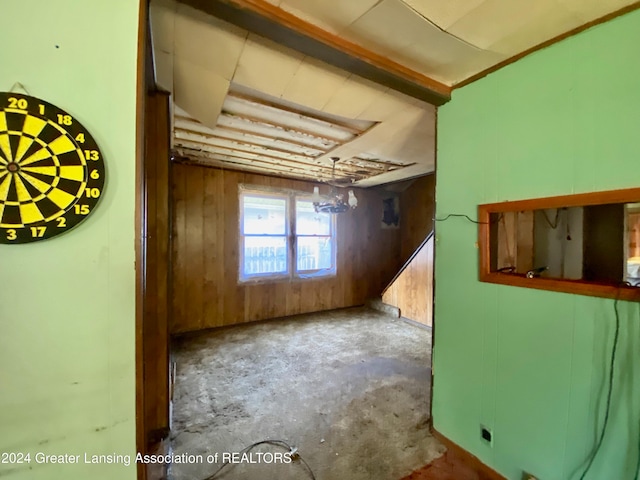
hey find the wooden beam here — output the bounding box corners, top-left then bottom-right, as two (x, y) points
(176, 0), (451, 106)
(135, 2), (148, 480)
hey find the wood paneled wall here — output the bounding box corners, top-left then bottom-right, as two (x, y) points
(382, 236), (434, 326)
(400, 174), (435, 262)
(171, 163), (403, 333)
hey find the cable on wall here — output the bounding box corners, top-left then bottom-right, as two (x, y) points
(202, 439), (316, 480)
(578, 297), (621, 480)
(541, 208), (561, 229)
(434, 213), (503, 225)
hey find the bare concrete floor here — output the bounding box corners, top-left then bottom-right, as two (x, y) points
(168, 307), (445, 480)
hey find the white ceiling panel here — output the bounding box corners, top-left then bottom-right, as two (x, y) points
(488, 6), (580, 55)
(344, 0), (421, 59)
(355, 109), (435, 165)
(356, 89), (421, 122)
(173, 57), (230, 129)
(427, 48), (507, 83)
(321, 75), (389, 119)
(557, 0), (637, 22)
(343, 0), (482, 77)
(399, 0), (486, 30)
(356, 163), (433, 186)
(397, 34), (484, 81)
(315, 107), (434, 177)
(150, 0), (177, 54)
(280, 58), (350, 111)
(155, 49), (174, 93)
(233, 35), (305, 98)
(174, 4), (246, 78)
(446, 0), (564, 51)
(279, 0), (381, 33)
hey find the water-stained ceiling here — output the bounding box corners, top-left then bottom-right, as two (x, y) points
(151, 0), (638, 186)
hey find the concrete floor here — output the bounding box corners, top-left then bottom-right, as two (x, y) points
(168, 307), (445, 480)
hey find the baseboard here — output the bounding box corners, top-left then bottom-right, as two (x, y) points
(398, 316), (432, 330)
(431, 428), (507, 480)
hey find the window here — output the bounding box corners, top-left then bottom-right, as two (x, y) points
(478, 187), (640, 301)
(240, 189), (336, 282)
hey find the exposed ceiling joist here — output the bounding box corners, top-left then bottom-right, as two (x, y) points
(175, 0), (452, 106)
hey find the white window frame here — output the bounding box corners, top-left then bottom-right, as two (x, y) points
(239, 187), (337, 283)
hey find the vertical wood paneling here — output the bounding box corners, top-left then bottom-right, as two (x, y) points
(170, 163), (402, 333)
(382, 236), (434, 326)
(629, 212), (640, 257)
(202, 168), (220, 323)
(170, 166), (186, 333)
(185, 168), (205, 329)
(400, 174), (435, 262)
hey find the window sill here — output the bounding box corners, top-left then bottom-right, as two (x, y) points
(480, 271), (640, 301)
(239, 272), (336, 285)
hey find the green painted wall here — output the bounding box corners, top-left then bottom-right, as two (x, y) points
(434, 10), (640, 480)
(0, 1), (139, 479)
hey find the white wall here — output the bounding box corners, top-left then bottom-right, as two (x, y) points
(533, 207), (583, 279)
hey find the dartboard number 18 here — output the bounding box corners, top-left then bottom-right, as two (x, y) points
(0, 92), (105, 244)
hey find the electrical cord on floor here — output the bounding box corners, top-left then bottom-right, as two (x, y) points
(578, 297), (620, 480)
(202, 439), (316, 480)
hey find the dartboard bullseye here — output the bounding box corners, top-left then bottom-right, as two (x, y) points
(0, 92), (105, 243)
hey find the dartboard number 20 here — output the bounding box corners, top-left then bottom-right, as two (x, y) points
(0, 92), (105, 243)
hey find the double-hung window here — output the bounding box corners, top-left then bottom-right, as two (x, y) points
(240, 188), (336, 282)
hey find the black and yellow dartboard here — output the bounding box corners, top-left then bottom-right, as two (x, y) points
(0, 92), (105, 244)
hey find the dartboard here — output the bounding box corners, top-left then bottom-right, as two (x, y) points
(0, 92), (105, 244)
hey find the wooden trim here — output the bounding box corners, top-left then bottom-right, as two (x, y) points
(429, 111), (438, 428)
(479, 187), (640, 212)
(431, 428), (508, 480)
(479, 271), (640, 301)
(477, 187), (640, 302)
(135, 1), (148, 480)
(143, 91), (172, 451)
(176, 0), (451, 106)
(456, 1), (640, 89)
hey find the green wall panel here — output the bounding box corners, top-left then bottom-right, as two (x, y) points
(0, 1), (139, 479)
(434, 9), (640, 480)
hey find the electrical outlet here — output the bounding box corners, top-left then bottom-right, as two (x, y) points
(522, 472), (539, 480)
(480, 425), (492, 444)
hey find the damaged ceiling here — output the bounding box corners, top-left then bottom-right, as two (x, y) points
(151, 0), (638, 186)
(173, 89), (419, 183)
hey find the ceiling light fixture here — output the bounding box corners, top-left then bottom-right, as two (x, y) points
(311, 157), (358, 214)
